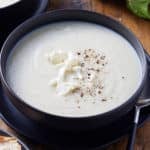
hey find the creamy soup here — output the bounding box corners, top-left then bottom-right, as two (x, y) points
(6, 21), (142, 117)
(0, 0), (20, 8)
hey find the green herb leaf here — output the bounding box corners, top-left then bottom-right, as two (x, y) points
(127, 0), (150, 19)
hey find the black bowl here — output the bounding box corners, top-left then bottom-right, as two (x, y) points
(0, 0), (48, 46)
(0, 10), (148, 132)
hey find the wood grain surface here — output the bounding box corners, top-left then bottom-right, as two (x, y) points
(0, 0), (149, 150)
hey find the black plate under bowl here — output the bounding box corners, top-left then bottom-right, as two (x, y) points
(0, 0), (48, 46)
(0, 65), (149, 150)
(0, 129), (29, 150)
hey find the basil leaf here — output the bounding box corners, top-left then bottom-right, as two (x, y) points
(127, 0), (150, 19)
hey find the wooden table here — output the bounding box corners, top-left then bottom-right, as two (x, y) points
(0, 0), (150, 150)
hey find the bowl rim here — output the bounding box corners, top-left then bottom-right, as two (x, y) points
(33, 0), (49, 15)
(0, 9), (147, 120)
(0, 0), (21, 10)
(0, 0), (48, 14)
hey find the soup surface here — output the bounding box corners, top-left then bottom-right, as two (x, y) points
(6, 21), (142, 117)
(0, 0), (20, 8)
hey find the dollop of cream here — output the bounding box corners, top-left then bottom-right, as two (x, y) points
(48, 51), (82, 95)
(48, 50), (68, 65)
